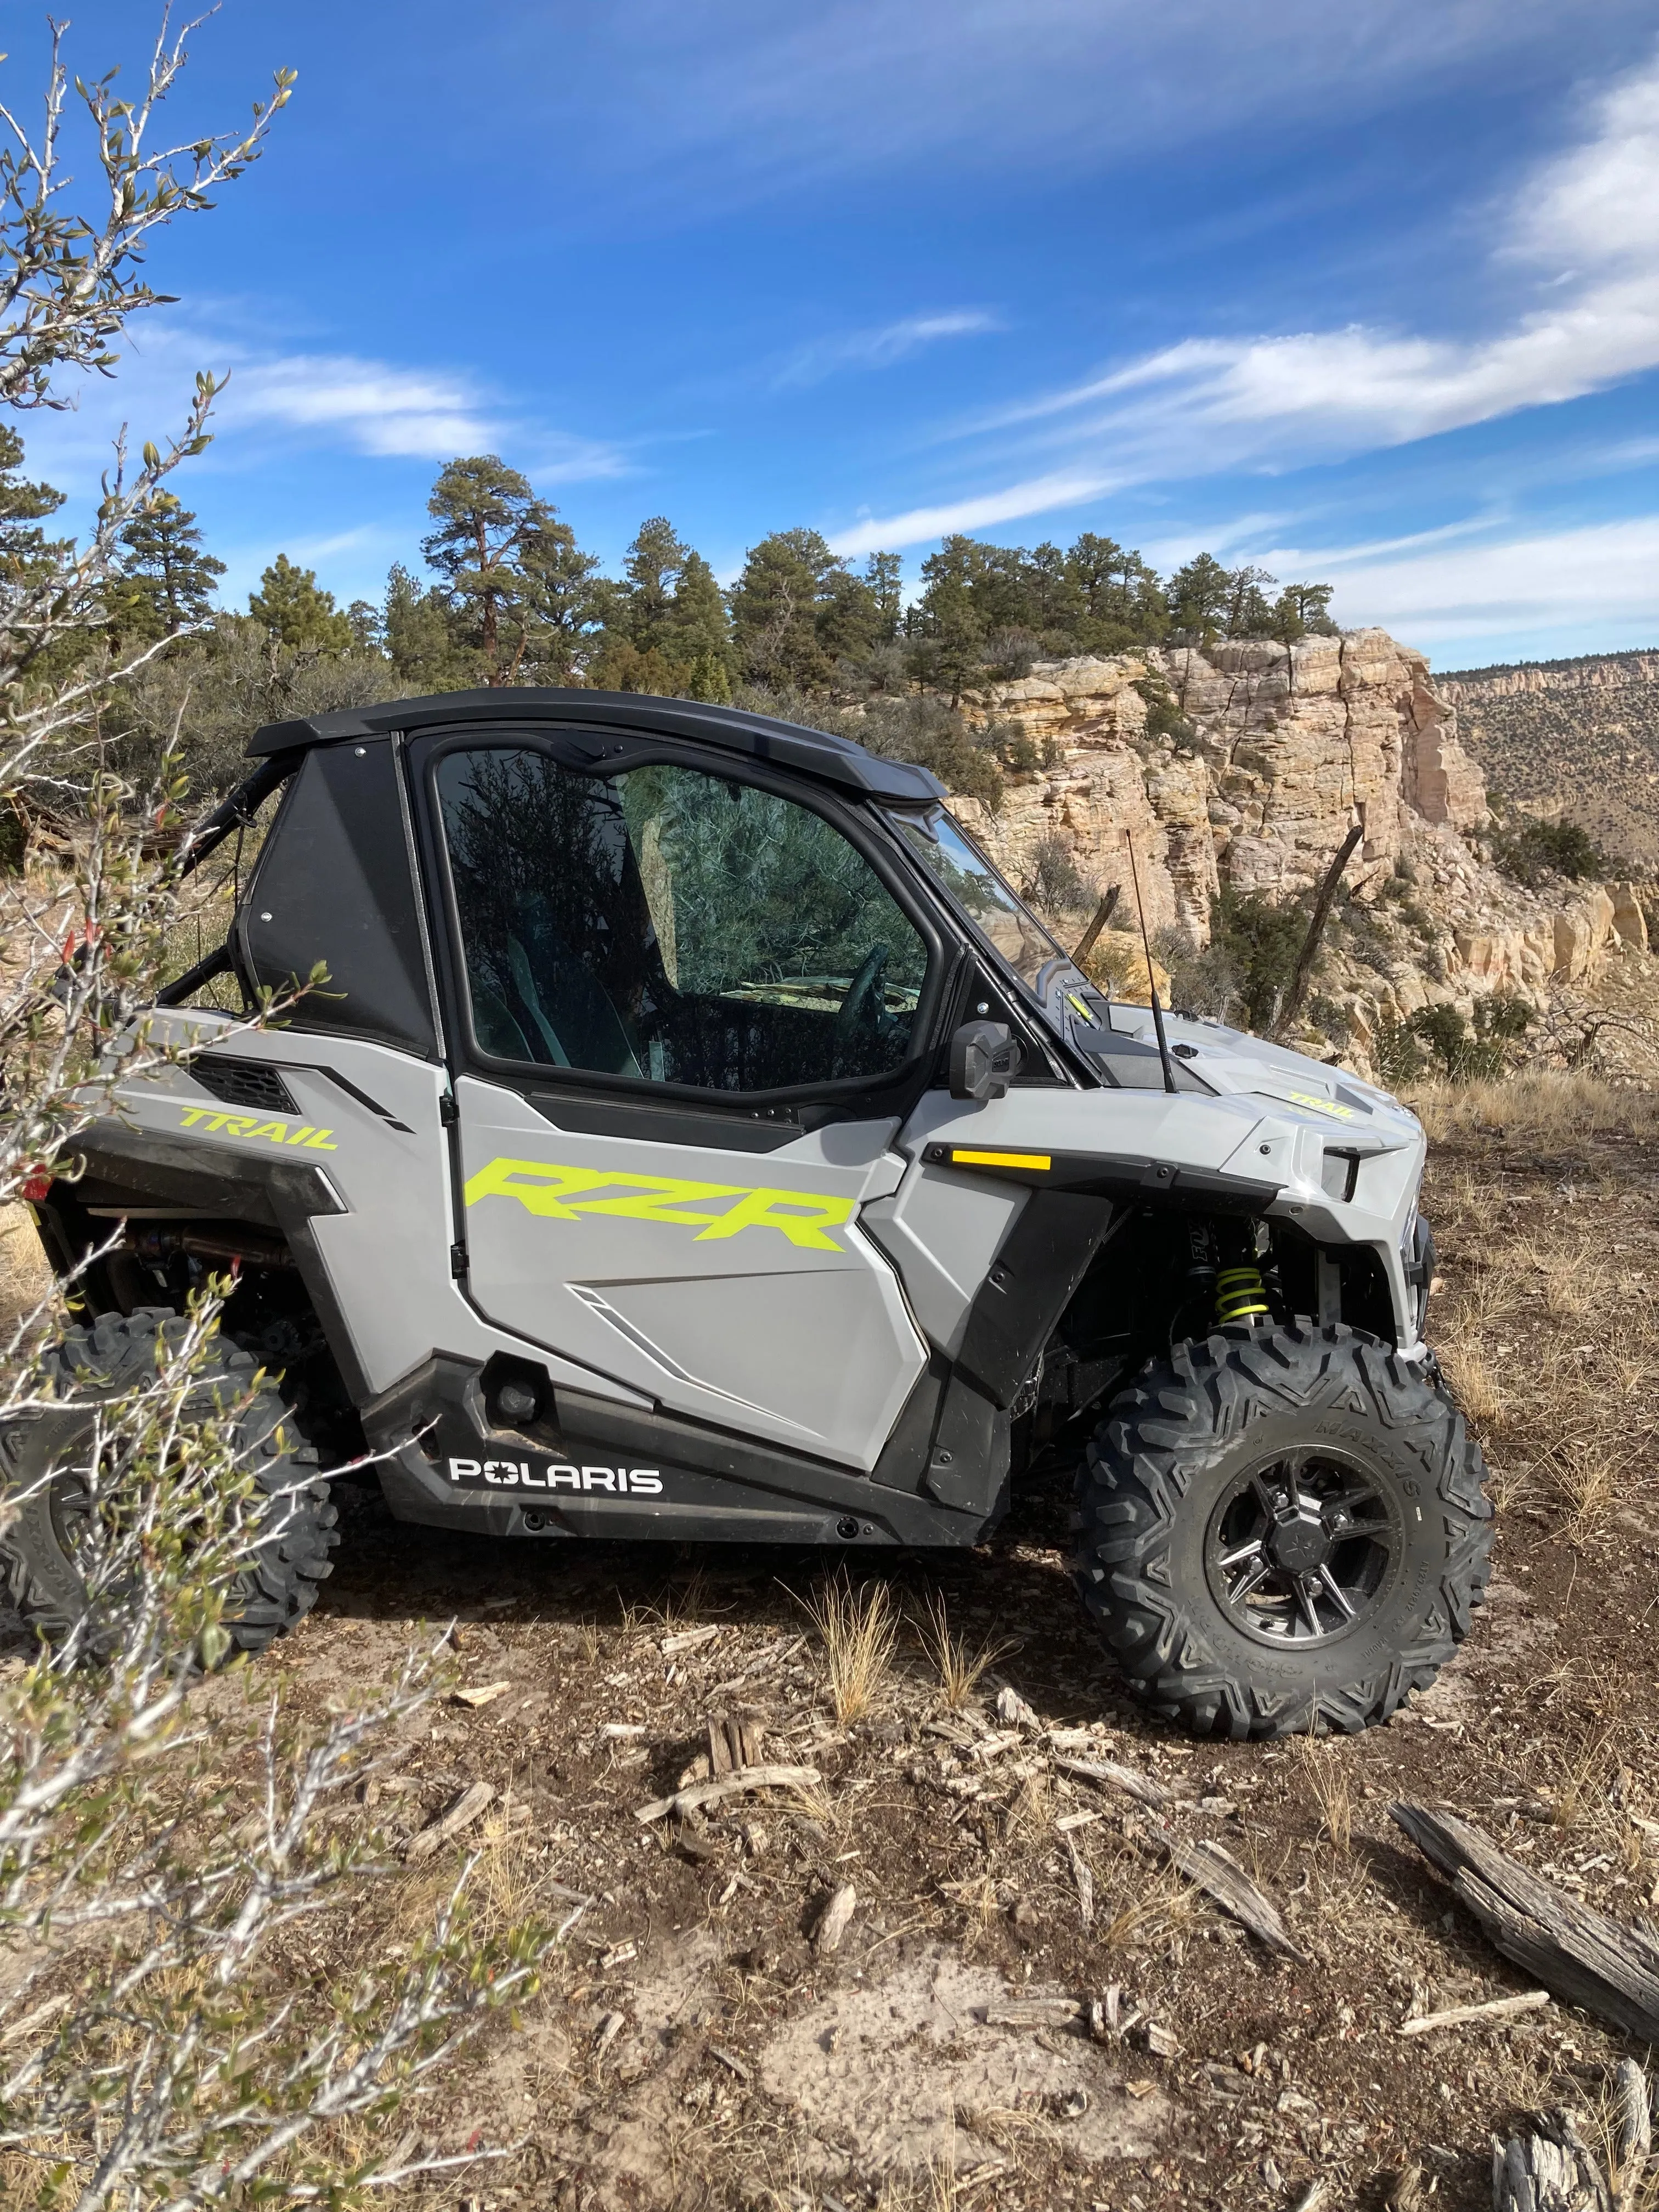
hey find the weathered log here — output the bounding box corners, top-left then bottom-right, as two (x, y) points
(1390, 1803), (1659, 2042)
(1492, 2108), (1611, 2212)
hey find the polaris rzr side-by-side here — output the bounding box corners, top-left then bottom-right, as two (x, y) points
(6, 689), (1490, 1738)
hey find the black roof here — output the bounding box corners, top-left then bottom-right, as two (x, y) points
(249, 687), (946, 804)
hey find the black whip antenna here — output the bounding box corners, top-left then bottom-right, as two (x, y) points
(1125, 832), (1177, 1097)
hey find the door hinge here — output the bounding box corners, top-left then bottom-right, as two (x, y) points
(450, 1241), (468, 1278)
(439, 1093), (459, 1126)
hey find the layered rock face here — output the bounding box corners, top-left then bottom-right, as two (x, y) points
(947, 630), (1644, 1045)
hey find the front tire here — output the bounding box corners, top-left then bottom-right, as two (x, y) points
(1, 1308), (338, 1656)
(1073, 1323), (1491, 1739)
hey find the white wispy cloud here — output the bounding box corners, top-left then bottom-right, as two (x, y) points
(1273, 515), (1659, 648)
(833, 45), (1659, 551)
(227, 356), (499, 460)
(769, 311), (999, 390)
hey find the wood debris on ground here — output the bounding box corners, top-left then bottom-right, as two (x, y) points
(633, 1762), (822, 1825)
(1492, 2107), (1612, 2212)
(812, 1882), (856, 1953)
(405, 1779), (496, 1860)
(1391, 1801), (1659, 2039)
(452, 1678), (512, 1708)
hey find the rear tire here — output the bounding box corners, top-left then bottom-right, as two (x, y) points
(1073, 1322), (1491, 1739)
(1, 1307), (338, 1656)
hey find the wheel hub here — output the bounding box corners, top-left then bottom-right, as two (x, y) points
(1265, 1511), (1329, 1575)
(1203, 1446), (1399, 1647)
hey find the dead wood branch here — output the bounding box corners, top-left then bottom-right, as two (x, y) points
(634, 1763), (821, 1825)
(1398, 1990), (1551, 2035)
(1052, 1753), (1176, 1809)
(1276, 818), (1364, 1038)
(1391, 1802), (1659, 2041)
(1073, 884), (1121, 966)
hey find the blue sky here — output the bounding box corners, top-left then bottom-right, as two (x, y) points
(15, 0), (1659, 669)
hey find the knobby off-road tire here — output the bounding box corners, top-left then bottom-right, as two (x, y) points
(1, 1307), (338, 1656)
(1073, 1322), (1492, 1740)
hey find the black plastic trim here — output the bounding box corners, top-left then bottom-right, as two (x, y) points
(527, 1091), (811, 1154)
(58, 1124), (370, 1400)
(249, 687), (946, 803)
(359, 1355), (988, 1547)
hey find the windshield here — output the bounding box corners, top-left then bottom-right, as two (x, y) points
(887, 805), (1090, 1031)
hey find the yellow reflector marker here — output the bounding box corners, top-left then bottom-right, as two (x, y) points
(950, 1148), (1052, 1171)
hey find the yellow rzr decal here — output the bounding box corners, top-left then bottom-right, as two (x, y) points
(464, 1156), (856, 1252)
(176, 1106), (337, 1150)
(950, 1147), (1051, 1171)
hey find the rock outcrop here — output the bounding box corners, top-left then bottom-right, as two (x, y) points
(945, 630), (1646, 1066)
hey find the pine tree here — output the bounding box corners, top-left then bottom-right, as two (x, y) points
(616, 516), (685, 655)
(1221, 563), (1278, 640)
(111, 492), (224, 645)
(249, 554), (353, 652)
(910, 535), (992, 703)
(667, 549), (733, 686)
(1274, 582), (1338, 640)
(421, 455), (557, 685)
(516, 512), (602, 684)
(1164, 552), (1234, 647)
(864, 552), (903, 643)
(727, 528), (844, 690)
(384, 562), (473, 691)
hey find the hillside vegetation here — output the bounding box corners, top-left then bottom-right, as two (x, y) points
(1442, 648), (1659, 870)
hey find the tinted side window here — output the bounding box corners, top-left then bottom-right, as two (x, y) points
(436, 749), (928, 1092)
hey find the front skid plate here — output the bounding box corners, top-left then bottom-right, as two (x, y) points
(368, 1360), (989, 1550)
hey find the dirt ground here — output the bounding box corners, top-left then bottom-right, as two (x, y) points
(6, 1072), (1659, 2211)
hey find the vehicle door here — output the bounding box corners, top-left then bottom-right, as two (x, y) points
(416, 731), (941, 1470)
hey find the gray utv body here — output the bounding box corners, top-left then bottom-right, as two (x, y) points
(25, 690), (1482, 1737)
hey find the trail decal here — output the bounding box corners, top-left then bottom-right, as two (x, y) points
(464, 1156), (855, 1252)
(176, 1106), (337, 1149)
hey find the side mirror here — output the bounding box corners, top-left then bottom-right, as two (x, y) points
(949, 1019), (1022, 1103)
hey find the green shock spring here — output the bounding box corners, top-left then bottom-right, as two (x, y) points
(1215, 1265), (1269, 1325)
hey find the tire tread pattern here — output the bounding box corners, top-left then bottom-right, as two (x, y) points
(1072, 1322), (1493, 1740)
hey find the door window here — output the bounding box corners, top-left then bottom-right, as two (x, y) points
(435, 748), (929, 1092)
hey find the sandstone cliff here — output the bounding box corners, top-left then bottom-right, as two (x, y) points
(945, 631), (1649, 1073)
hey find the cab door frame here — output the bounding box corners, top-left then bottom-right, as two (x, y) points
(402, 720), (969, 1469)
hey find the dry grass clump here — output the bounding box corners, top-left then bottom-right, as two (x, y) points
(799, 1574), (899, 1725)
(1435, 1329), (1506, 1432)
(913, 1590), (1014, 1710)
(1296, 1736), (1353, 1853)
(1410, 1071), (1659, 1147)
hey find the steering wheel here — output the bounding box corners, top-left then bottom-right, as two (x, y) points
(832, 942), (890, 1072)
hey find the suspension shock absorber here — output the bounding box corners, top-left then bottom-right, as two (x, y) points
(1213, 1220), (1271, 1325)
(1214, 1265), (1270, 1324)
